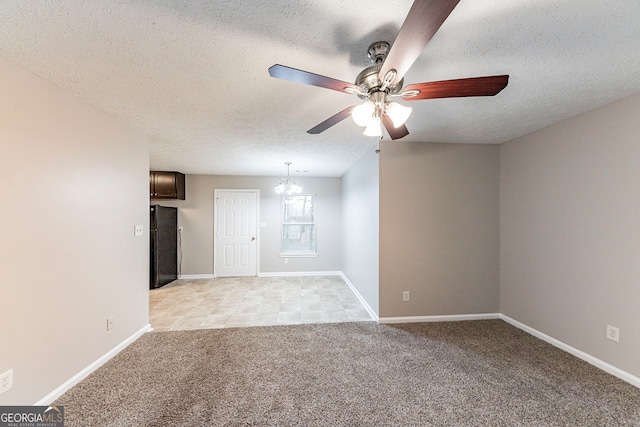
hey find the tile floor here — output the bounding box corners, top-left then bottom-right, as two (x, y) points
(149, 275), (373, 332)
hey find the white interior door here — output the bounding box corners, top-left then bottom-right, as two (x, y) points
(214, 190), (258, 277)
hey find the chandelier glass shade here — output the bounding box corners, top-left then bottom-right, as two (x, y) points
(275, 162), (303, 194)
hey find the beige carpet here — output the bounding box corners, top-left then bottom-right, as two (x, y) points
(56, 320), (640, 426)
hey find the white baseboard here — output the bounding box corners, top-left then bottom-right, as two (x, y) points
(500, 315), (640, 389)
(258, 271), (342, 277)
(377, 313), (639, 389)
(379, 313), (501, 324)
(338, 273), (379, 322)
(178, 274), (214, 279)
(50, 271), (638, 394)
(179, 272), (343, 279)
(35, 324), (152, 405)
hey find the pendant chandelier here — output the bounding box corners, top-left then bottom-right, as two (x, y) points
(274, 162), (303, 194)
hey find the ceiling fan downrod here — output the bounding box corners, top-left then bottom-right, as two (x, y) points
(367, 41), (391, 63)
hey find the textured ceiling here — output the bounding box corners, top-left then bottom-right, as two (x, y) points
(2, 1), (639, 177)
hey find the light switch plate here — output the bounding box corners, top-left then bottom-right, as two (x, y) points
(0, 369), (13, 395)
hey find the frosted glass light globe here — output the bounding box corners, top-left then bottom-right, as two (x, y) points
(352, 100), (375, 127)
(386, 102), (412, 128)
(363, 116), (382, 137)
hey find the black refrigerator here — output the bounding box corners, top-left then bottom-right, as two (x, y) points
(150, 205), (178, 289)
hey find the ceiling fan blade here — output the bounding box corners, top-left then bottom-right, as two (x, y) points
(401, 75), (509, 100)
(380, 0), (460, 86)
(269, 64), (361, 94)
(381, 114), (410, 140)
(307, 106), (356, 134)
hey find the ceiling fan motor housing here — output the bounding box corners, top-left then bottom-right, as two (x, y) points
(355, 42), (403, 99)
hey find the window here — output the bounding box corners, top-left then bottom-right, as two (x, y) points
(281, 194), (317, 256)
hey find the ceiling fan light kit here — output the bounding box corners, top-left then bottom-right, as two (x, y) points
(363, 117), (383, 137)
(352, 91), (413, 136)
(274, 162), (303, 195)
(351, 100), (376, 127)
(386, 102), (413, 128)
(268, 0), (509, 141)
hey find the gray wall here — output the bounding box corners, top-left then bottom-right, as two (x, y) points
(500, 93), (640, 378)
(342, 147), (380, 316)
(379, 141), (500, 318)
(159, 175), (342, 275)
(0, 58), (149, 405)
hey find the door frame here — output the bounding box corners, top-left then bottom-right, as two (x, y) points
(213, 189), (260, 277)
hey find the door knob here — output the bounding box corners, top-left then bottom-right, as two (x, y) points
(251, 237), (256, 241)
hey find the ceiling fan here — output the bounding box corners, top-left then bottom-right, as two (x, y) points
(268, 0), (509, 140)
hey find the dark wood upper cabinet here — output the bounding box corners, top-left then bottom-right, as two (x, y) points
(150, 171), (185, 200)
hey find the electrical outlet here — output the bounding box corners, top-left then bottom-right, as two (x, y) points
(403, 291), (410, 302)
(606, 325), (620, 343)
(283, 258), (288, 264)
(107, 317), (114, 331)
(0, 369), (13, 395)
(134, 224), (144, 237)
(178, 226), (184, 232)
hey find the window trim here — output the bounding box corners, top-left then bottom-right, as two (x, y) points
(279, 194), (318, 257)
(278, 253), (319, 258)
